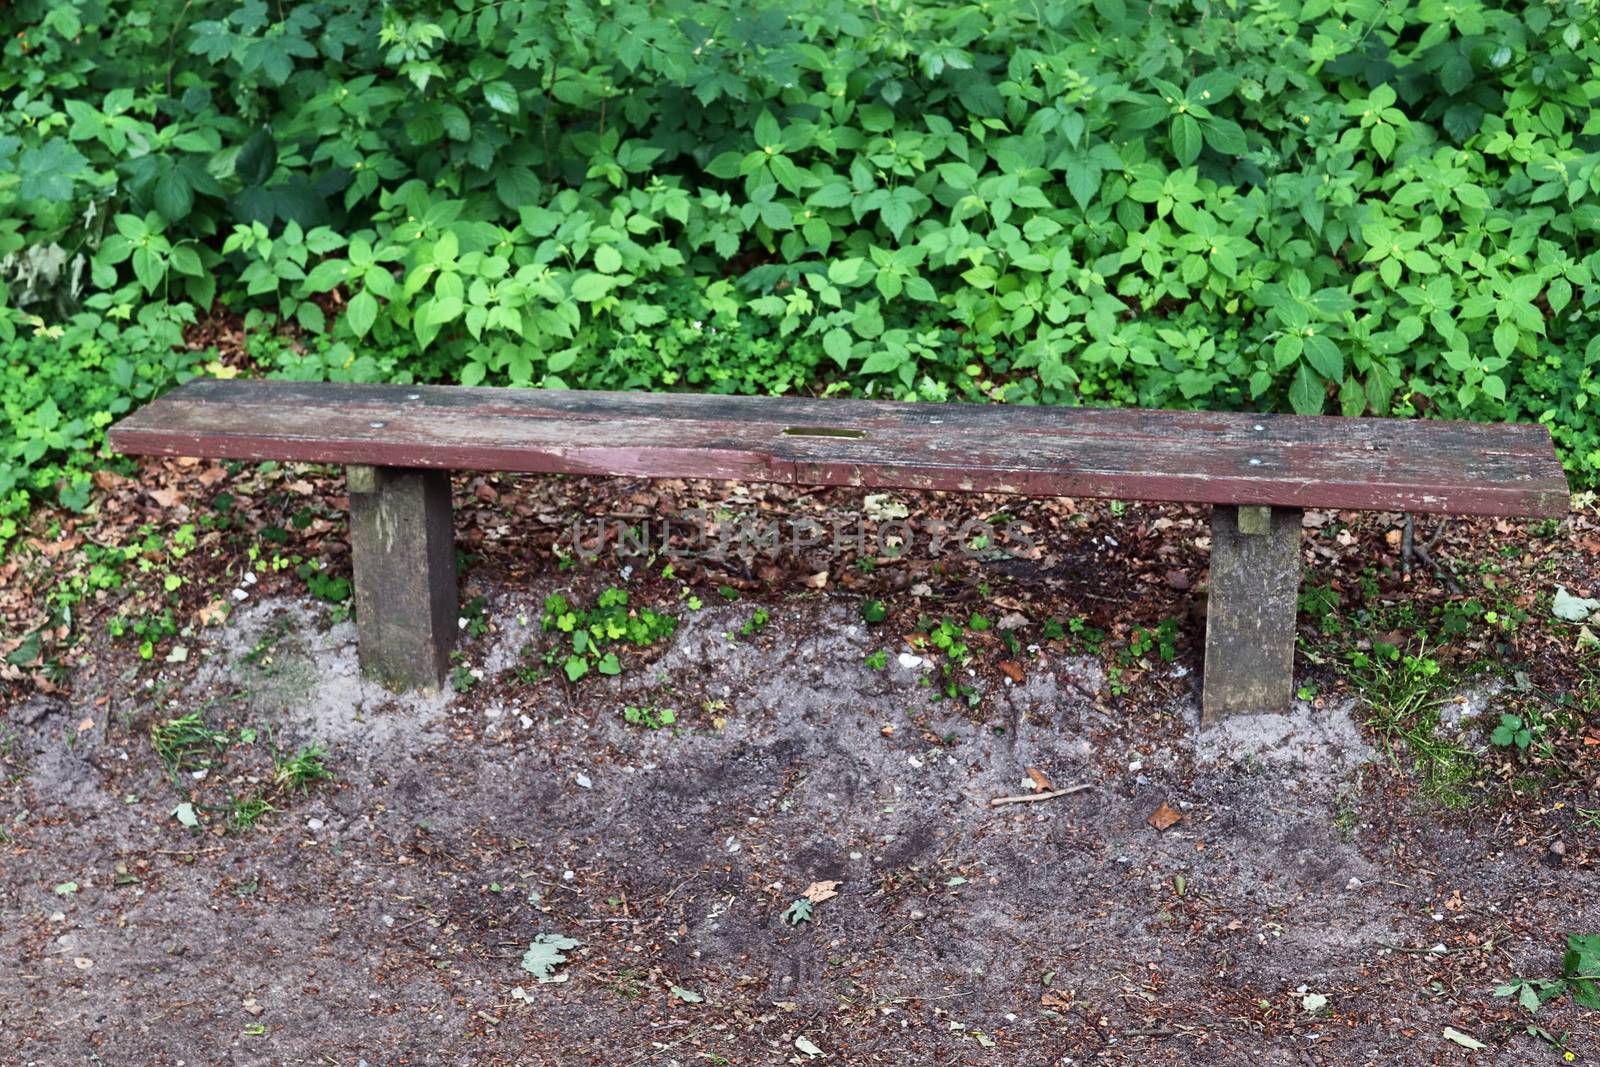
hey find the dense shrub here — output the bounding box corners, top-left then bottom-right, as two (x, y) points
(0, 311), (200, 529)
(2, 0), (1599, 513)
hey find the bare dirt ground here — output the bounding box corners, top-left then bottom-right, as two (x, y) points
(2, 468), (1599, 1065)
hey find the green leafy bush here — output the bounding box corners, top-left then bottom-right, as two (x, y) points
(0, 309), (201, 531)
(3, 0), (1599, 488)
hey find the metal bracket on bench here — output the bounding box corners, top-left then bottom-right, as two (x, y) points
(347, 465), (458, 691)
(1202, 505), (1302, 721)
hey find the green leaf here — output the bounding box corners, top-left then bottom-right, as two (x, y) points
(131, 247), (165, 294)
(235, 127), (277, 186)
(571, 273), (613, 302)
(168, 244), (204, 277)
(154, 165), (194, 221)
(346, 290), (379, 337)
(593, 245), (623, 273)
(828, 258), (866, 286)
(754, 110), (782, 149)
(809, 182), (854, 208)
(520, 933), (581, 983)
(781, 898), (814, 926)
(1303, 334), (1343, 380)
(1202, 117), (1247, 155)
(1171, 113), (1202, 166)
(1564, 934), (1600, 1010)
(1288, 362), (1325, 415)
(483, 80), (519, 115)
(1493, 321), (1519, 359)
(18, 139), (88, 202)
(823, 327), (853, 367)
(1338, 373), (1366, 416)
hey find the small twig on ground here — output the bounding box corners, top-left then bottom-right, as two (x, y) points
(1401, 514), (1464, 593)
(988, 784), (1094, 806)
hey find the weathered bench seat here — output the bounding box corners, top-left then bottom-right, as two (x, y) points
(109, 379), (1569, 718)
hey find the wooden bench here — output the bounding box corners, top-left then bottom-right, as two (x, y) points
(108, 379), (1569, 720)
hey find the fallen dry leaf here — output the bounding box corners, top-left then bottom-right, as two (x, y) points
(197, 599), (230, 626)
(998, 660), (1024, 683)
(149, 487), (182, 508)
(1026, 766), (1055, 792)
(1147, 802), (1182, 832)
(800, 880), (840, 904)
(802, 570), (829, 589)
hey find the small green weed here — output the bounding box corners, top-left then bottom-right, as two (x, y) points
(299, 560), (350, 605)
(1489, 713), (1534, 753)
(622, 705), (677, 730)
(1494, 933), (1600, 1049)
(272, 745), (332, 793)
(226, 794), (275, 832)
(736, 609), (769, 639)
(150, 712), (229, 777)
(538, 588), (677, 684)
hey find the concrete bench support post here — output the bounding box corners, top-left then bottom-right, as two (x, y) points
(1202, 505), (1302, 721)
(347, 465), (457, 690)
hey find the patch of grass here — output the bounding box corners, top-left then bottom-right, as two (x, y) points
(1343, 638), (1478, 809)
(272, 745), (332, 794)
(150, 712), (229, 777)
(225, 794), (275, 832)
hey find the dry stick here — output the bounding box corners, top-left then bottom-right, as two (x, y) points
(1402, 514), (1463, 593)
(988, 784), (1094, 807)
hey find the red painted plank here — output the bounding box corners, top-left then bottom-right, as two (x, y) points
(107, 379), (1570, 516)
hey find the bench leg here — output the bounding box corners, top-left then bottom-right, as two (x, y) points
(346, 465), (457, 690)
(1202, 505), (1302, 721)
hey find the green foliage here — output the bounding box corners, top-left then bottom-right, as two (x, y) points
(271, 743), (332, 792)
(149, 710), (229, 778)
(5, 0), (1600, 486)
(622, 704), (677, 729)
(1489, 710), (1534, 750)
(1496, 933), (1600, 1015)
(538, 588), (677, 682)
(0, 310), (201, 528)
